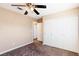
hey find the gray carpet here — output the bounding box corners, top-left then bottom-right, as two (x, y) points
(0, 43), (78, 56)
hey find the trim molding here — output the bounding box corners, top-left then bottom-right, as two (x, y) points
(43, 43), (79, 54)
(0, 42), (32, 55)
(43, 7), (79, 19)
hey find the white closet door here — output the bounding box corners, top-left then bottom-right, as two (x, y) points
(37, 23), (43, 41)
(43, 15), (79, 53)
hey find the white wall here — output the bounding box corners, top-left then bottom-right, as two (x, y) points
(0, 7), (34, 54)
(43, 8), (79, 53)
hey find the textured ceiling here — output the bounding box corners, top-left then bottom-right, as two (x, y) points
(0, 3), (78, 19)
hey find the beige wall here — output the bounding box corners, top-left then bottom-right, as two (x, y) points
(0, 7), (34, 54)
(43, 8), (79, 53)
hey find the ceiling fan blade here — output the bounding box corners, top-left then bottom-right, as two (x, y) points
(11, 4), (26, 7)
(24, 11), (28, 15)
(17, 7), (23, 10)
(33, 9), (39, 15)
(35, 5), (46, 8)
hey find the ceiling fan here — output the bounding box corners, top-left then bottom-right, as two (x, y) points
(11, 3), (47, 15)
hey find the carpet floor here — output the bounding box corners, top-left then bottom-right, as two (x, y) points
(0, 42), (78, 56)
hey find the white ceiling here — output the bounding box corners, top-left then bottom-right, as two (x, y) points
(0, 3), (78, 19)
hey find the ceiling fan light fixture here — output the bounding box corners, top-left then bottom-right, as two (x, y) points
(30, 7), (34, 11)
(11, 3), (47, 15)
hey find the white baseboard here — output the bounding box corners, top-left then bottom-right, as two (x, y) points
(0, 42), (32, 55)
(43, 43), (79, 54)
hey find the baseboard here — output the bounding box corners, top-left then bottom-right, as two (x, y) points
(0, 42), (32, 55)
(43, 43), (79, 54)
